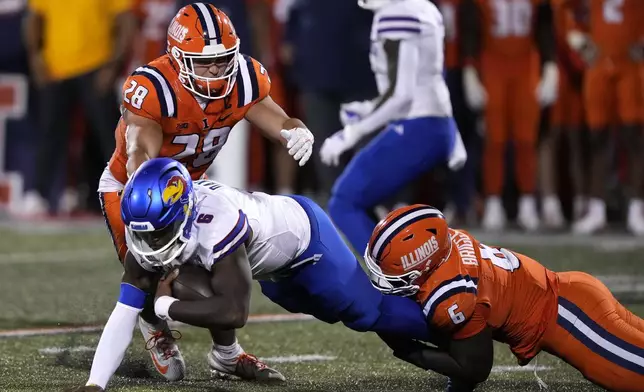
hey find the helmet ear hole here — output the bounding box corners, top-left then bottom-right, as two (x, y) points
(427, 228), (437, 235)
(402, 234), (414, 241)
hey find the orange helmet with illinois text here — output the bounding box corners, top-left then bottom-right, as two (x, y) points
(167, 2), (240, 99)
(365, 205), (452, 296)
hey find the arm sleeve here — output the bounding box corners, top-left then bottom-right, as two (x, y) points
(350, 38), (419, 136)
(535, 0), (556, 63)
(459, 0), (481, 66)
(86, 283), (146, 389)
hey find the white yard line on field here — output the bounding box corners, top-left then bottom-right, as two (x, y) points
(0, 313), (315, 339)
(491, 365), (553, 373)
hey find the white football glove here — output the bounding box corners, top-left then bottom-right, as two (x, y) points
(339, 100), (375, 127)
(566, 30), (597, 65)
(319, 126), (362, 167)
(536, 61), (559, 107)
(448, 129), (467, 171)
(280, 127), (314, 166)
(462, 65), (487, 111)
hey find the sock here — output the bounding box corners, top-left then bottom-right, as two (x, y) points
(213, 339), (244, 366)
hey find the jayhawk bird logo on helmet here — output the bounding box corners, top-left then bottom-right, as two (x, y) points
(162, 176), (188, 206)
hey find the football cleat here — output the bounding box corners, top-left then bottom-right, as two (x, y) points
(139, 317), (186, 381)
(207, 350), (285, 382)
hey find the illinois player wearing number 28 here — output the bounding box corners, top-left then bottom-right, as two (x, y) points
(98, 2), (314, 264)
(368, 205), (644, 391)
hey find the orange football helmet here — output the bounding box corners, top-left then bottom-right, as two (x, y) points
(365, 205), (452, 296)
(167, 3), (240, 99)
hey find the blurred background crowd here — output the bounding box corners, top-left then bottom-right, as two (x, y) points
(0, 0), (642, 235)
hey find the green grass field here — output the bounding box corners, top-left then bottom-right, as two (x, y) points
(1, 224), (642, 391)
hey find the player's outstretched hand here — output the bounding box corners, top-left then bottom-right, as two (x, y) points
(65, 385), (104, 392)
(280, 128), (314, 167)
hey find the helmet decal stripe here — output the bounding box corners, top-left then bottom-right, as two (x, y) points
(192, 3), (217, 45)
(371, 206), (444, 259)
(202, 3), (222, 45)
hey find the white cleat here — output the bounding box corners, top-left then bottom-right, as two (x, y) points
(517, 195), (540, 232)
(482, 196), (506, 231)
(139, 317), (186, 381)
(208, 349), (285, 382)
(542, 195), (565, 229)
(627, 199), (644, 236)
(572, 198), (606, 235)
(22, 191), (49, 216)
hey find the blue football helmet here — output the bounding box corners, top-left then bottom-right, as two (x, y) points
(121, 158), (195, 268)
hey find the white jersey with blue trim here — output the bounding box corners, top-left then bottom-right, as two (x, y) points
(179, 180), (311, 279)
(369, 0), (452, 118)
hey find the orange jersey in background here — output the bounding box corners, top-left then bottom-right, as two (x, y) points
(437, 0), (462, 69)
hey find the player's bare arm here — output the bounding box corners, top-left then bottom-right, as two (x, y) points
(384, 326), (494, 389)
(23, 9), (49, 87)
(124, 110), (163, 177)
(245, 96), (314, 166)
(154, 246), (252, 329)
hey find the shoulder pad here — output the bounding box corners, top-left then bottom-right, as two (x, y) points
(422, 274), (478, 333)
(234, 55), (271, 109)
(123, 65), (178, 119)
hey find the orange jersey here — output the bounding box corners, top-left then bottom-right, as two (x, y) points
(417, 229), (558, 364)
(108, 54), (271, 185)
(437, 0), (461, 69)
(586, 0), (644, 60)
(476, 0), (543, 57)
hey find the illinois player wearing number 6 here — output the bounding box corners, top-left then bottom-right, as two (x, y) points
(94, 2), (313, 385)
(368, 205), (644, 391)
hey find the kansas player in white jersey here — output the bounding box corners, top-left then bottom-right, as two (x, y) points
(319, 0), (467, 253)
(76, 158), (432, 391)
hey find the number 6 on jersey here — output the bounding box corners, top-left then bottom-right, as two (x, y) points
(448, 303), (466, 324)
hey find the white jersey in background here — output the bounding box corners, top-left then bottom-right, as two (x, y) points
(127, 180), (311, 280)
(369, 0), (452, 119)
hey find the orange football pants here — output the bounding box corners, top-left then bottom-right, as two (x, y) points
(551, 65), (584, 129)
(99, 192), (127, 263)
(481, 51), (541, 195)
(540, 272), (644, 391)
(584, 58), (644, 130)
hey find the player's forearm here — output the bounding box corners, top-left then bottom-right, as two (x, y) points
(392, 344), (486, 383)
(126, 151), (150, 177)
(535, 2), (556, 63)
(459, 0), (481, 64)
(165, 296), (249, 330)
(110, 11), (137, 67)
(87, 284), (146, 389)
(22, 11), (43, 58)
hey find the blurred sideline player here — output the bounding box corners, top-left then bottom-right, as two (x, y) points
(367, 205), (644, 391)
(437, 0), (481, 226)
(319, 0), (467, 253)
(73, 158), (432, 391)
(96, 2), (314, 384)
(461, 0), (558, 231)
(561, 0), (644, 235)
(540, 0), (587, 228)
